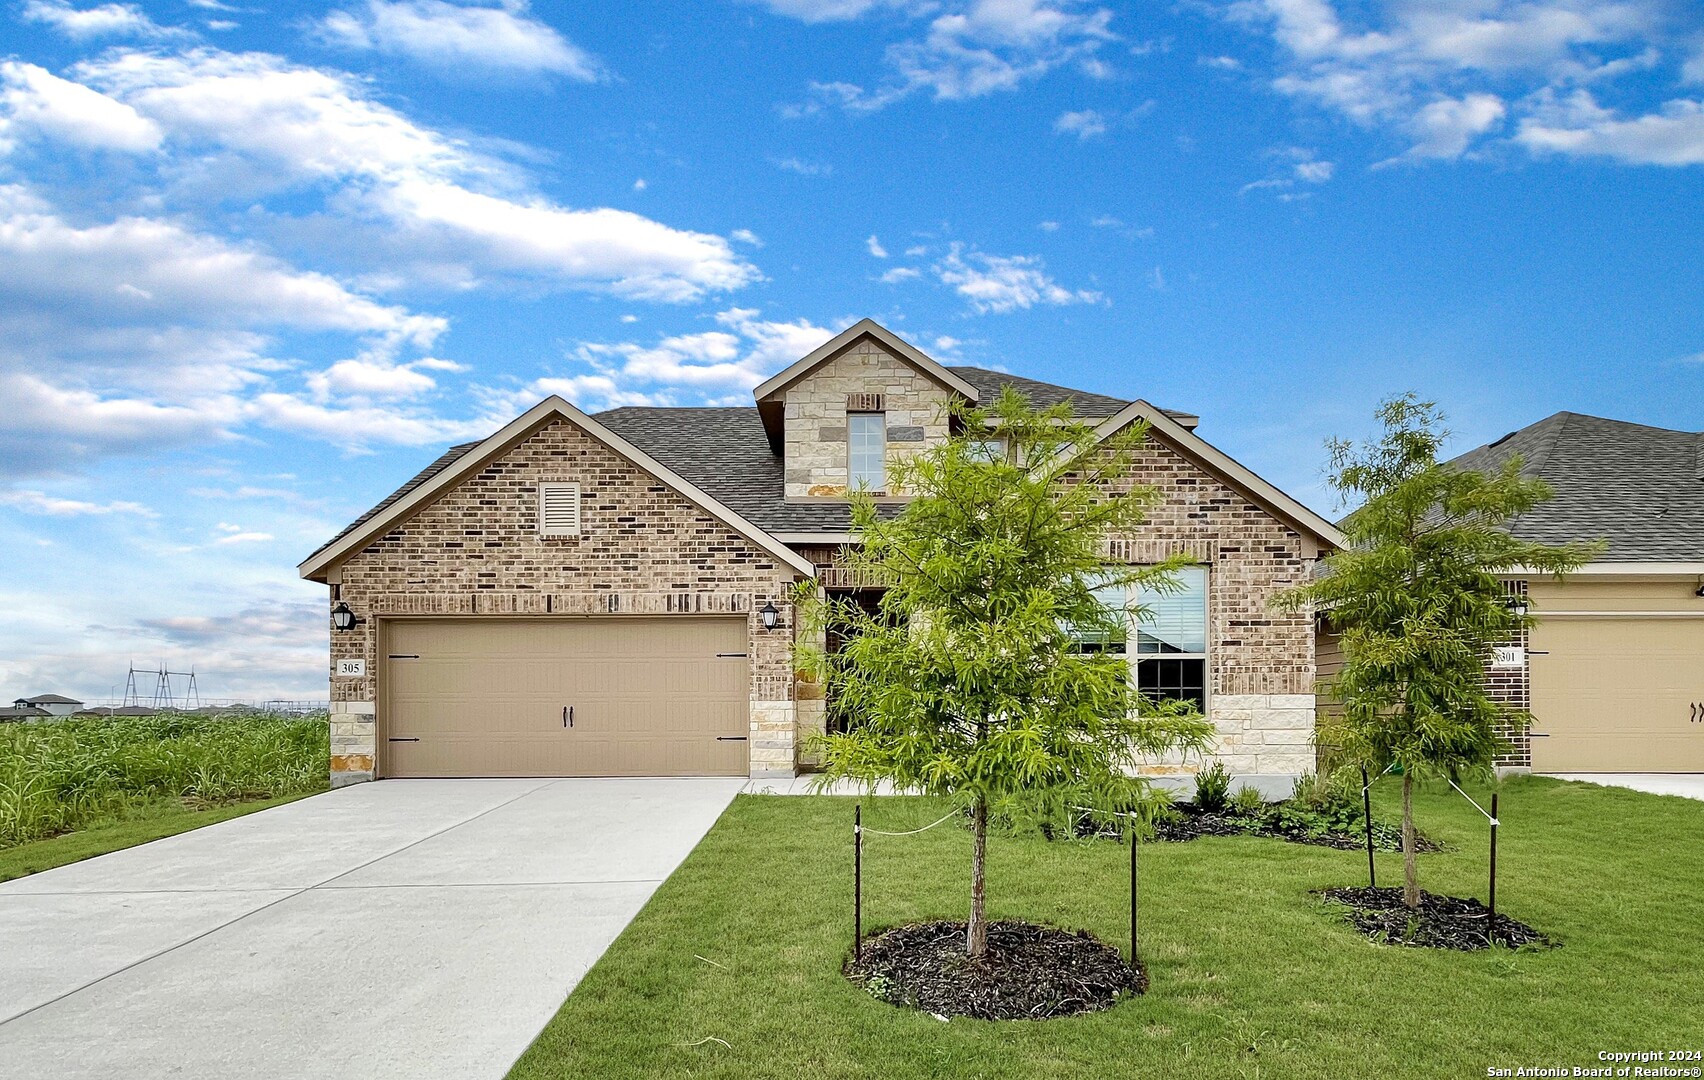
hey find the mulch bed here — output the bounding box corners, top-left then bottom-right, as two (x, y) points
(1153, 805), (1443, 853)
(1319, 886), (1556, 950)
(846, 919), (1145, 1020)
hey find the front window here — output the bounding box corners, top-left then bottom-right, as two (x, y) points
(1134, 566), (1208, 709)
(966, 436), (1007, 463)
(848, 412), (886, 491)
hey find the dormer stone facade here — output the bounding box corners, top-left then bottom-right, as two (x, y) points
(780, 335), (955, 498)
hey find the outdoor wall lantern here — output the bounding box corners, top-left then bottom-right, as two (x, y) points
(330, 602), (364, 631)
(759, 600), (779, 630)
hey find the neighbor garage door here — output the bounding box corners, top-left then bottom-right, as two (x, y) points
(1529, 616), (1704, 773)
(381, 617), (749, 777)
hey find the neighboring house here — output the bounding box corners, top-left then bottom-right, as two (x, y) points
(299, 319), (1342, 791)
(1446, 412), (1704, 774)
(11, 694), (84, 717)
(0, 705), (51, 722)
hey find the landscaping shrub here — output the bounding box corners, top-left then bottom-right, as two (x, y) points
(0, 714), (329, 847)
(1193, 761), (1232, 812)
(1229, 784), (1266, 817)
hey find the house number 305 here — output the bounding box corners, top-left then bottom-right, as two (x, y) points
(336, 659), (366, 677)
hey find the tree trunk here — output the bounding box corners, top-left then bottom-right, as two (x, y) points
(967, 797), (988, 959)
(1401, 771), (1420, 909)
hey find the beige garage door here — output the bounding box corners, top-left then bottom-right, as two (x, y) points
(381, 617), (749, 778)
(1530, 617), (1704, 772)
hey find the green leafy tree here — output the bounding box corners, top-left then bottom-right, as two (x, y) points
(797, 390), (1213, 959)
(1277, 395), (1600, 908)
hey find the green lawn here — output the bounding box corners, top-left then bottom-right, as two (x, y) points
(509, 776), (1704, 1079)
(0, 793), (317, 882)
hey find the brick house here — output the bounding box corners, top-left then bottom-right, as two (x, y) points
(1445, 412), (1704, 774)
(299, 319), (1342, 790)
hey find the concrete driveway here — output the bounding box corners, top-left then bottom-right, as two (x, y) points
(1545, 773), (1704, 801)
(0, 777), (743, 1079)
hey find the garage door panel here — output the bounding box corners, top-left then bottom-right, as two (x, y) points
(382, 617), (750, 778)
(1530, 617), (1704, 773)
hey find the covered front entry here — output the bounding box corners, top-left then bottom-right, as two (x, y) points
(1530, 616), (1704, 773)
(380, 617), (750, 777)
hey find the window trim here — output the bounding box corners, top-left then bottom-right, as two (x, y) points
(1131, 565), (1210, 713)
(847, 411), (887, 493)
(537, 480), (582, 537)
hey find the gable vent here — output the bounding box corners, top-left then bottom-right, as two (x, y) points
(846, 392), (884, 412)
(538, 482), (581, 537)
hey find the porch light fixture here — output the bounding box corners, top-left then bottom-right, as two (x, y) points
(1504, 597), (1529, 617)
(759, 600), (779, 630)
(330, 602), (363, 632)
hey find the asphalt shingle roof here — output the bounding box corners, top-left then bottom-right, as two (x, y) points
(310, 367), (1184, 557)
(1446, 411), (1704, 562)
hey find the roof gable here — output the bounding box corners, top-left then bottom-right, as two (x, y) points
(1092, 401), (1345, 550)
(752, 319), (981, 404)
(298, 396), (816, 582)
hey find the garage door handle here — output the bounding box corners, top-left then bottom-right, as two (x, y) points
(716, 736), (748, 741)
(564, 705), (574, 728)
(388, 737), (420, 743)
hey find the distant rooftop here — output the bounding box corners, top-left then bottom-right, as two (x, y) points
(1447, 411), (1704, 562)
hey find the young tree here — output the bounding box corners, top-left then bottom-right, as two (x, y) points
(797, 390), (1213, 960)
(1277, 395), (1600, 909)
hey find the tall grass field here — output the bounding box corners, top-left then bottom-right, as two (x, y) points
(0, 714), (329, 847)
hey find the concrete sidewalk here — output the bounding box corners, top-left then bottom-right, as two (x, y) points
(0, 777), (743, 1080)
(1544, 773), (1704, 801)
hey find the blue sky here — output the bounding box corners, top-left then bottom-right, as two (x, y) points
(2, 0), (1700, 703)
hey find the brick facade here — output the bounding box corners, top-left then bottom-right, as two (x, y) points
(1077, 430), (1324, 791)
(314, 349), (1328, 792)
(1489, 579), (1532, 770)
(326, 417), (803, 786)
(780, 338), (953, 498)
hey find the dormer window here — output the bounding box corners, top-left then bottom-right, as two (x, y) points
(848, 412), (886, 492)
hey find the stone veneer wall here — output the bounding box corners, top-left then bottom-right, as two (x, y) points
(780, 338), (954, 498)
(324, 417), (803, 786)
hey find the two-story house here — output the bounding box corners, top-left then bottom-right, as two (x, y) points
(300, 319), (1342, 791)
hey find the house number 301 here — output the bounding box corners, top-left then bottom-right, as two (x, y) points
(336, 659), (366, 677)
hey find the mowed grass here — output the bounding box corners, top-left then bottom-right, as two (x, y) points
(0, 792), (316, 882)
(510, 776), (1704, 1080)
(0, 714), (328, 848)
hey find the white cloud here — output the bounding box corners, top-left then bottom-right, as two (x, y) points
(1383, 93), (1507, 163)
(770, 156), (833, 175)
(866, 234), (889, 257)
(0, 187), (442, 345)
(1053, 108), (1107, 138)
(730, 228), (763, 247)
(932, 243), (1102, 314)
(305, 356), (440, 401)
(0, 489), (155, 516)
(544, 308), (838, 409)
(779, 0), (1118, 111)
(0, 373), (237, 476)
(1037, 219), (1060, 231)
(879, 265), (921, 283)
(70, 49), (758, 300)
(21, 0), (171, 40)
(318, 0), (605, 79)
(1230, 0), (1685, 164)
(752, 0), (907, 22)
(1239, 146), (1336, 195)
(0, 62), (163, 153)
(1517, 89), (1704, 165)
(213, 530), (274, 544)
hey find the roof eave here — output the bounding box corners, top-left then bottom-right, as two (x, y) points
(1092, 401), (1346, 551)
